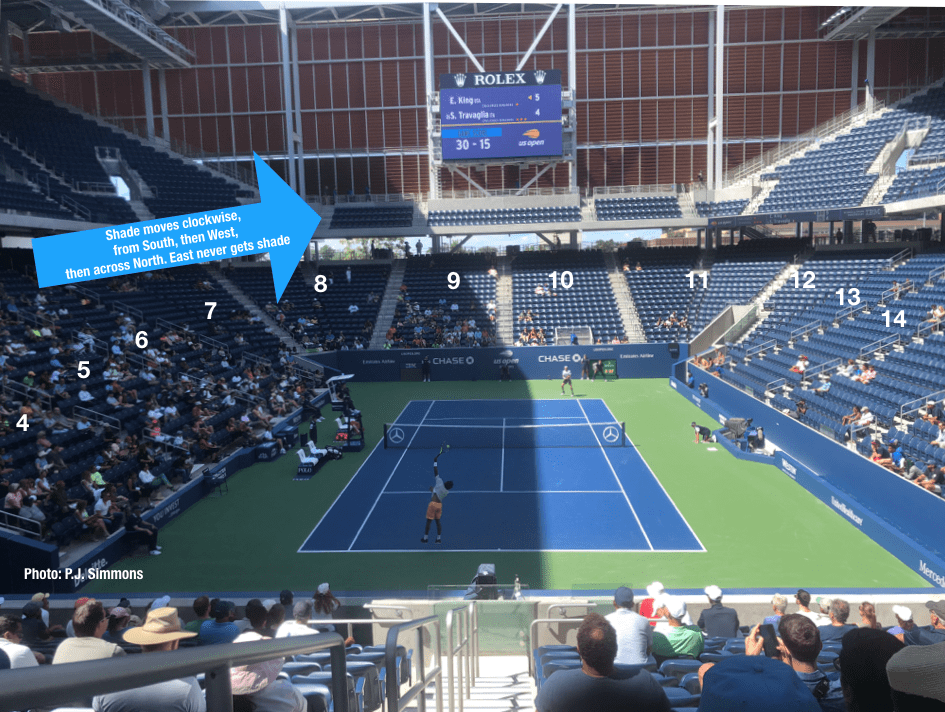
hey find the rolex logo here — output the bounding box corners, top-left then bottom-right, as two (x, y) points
(454, 74), (467, 87)
(534, 69), (546, 85)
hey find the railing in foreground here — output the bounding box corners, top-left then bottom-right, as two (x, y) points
(445, 603), (477, 712)
(386, 614), (444, 712)
(527, 603), (598, 677)
(0, 632), (348, 712)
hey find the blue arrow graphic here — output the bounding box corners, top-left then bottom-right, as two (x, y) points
(32, 153), (320, 302)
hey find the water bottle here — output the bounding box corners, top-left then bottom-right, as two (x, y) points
(513, 574), (523, 600)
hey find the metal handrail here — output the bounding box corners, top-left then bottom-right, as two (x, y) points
(887, 247), (913, 267)
(445, 604), (474, 712)
(927, 264), (945, 286)
(0, 508), (43, 537)
(915, 320), (941, 339)
(72, 405), (121, 430)
(859, 334), (900, 356)
(835, 302), (869, 322)
(112, 300), (145, 322)
(805, 357), (842, 378)
(899, 388), (945, 421)
(746, 339), (776, 358)
(2, 378), (52, 411)
(70, 284), (102, 305)
(0, 632), (348, 712)
(766, 377), (787, 391)
(385, 614), (444, 712)
(527, 616), (585, 677)
(790, 321), (821, 340)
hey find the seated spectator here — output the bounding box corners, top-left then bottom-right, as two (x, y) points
(53, 600), (126, 664)
(813, 377), (832, 395)
(933, 424), (945, 450)
(699, 654), (820, 712)
(651, 597), (704, 662)
(746, 614), (844, 711)
(791, 355), (810, 374)
(276, 601), (315, 638)
(184, 596), (212, 634)
(871, 440), (892, 466)
(19, 601), (50, 646)
(837, 359), (857, 378)
(605, 586), (651, 665)
(901, 600), (945, 646)
(74, 500), (111, 540)
(844, 407), (874, 441)
(125, 505), (162, 556)
(886, 640), (945, 709)
(818, 599), (857, 642)
(102, 606), (132, 644)
(264, 603), (285, 638)
(915, 465), (945, 494)
(795, 589), (830, 626)
(199, 600), (240, 645)
(231, 631), (306, 712)
(698, 585), (740, 638)
(841, 405), (862, 426)
(0, 614), (42, 667)
(838, 627), (904, 712)
(764, 594), (789, 626)
(534, 613), (670, 712)
(93, 607), (202, 711)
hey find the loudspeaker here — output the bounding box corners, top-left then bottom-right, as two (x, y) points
(668, 342), (680, 359)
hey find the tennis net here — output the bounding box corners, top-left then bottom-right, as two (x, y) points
(383, 421), (626, 449)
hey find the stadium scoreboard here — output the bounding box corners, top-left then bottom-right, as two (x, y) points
(439, 69), (563, 162)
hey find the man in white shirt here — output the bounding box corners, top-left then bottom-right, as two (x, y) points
(605, 587), (652, 665)
(845, 407), (874, 441)
(275, 601), (316, 638)
(0, 615), (42, 667)
(78, 385), (94, 402)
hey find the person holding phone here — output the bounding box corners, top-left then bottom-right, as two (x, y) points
(745, 615), (846, 712)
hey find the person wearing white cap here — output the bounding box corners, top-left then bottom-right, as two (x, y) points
(902, 600), (945, 646)
(889, 605), (916, 642)
(698, 585), (740, 638)
(92, 607), (203, 712)
(311, 583), (342, 633)
(886, 641), (945, 707)
(639, 582), (665, 621)
(650, 596), (704, 663)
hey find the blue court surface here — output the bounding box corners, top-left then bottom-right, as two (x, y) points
(299, 399), (705, 553)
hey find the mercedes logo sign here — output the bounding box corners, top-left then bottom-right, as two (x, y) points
(602, 426), (620, 443)
(388, 427), (406, 444)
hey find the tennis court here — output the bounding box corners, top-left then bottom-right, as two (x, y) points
(299, 398), (705, 553)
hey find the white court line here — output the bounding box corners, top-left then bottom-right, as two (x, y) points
(600, 400), (707, 553)
(347, 401), (435, 551)
(500, 417), (505, 492)
(577, 399), (654, 551)
(295, 438), (384, 554)
(384, 490), (624, 495)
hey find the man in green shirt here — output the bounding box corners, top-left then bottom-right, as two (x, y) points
(651, 596), (704, 663)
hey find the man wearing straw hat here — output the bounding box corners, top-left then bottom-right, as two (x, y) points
(93, 607), (204, 712)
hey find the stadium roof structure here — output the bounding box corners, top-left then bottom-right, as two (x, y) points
(155, 1), (718, 26)
(4, 0), (193, 67)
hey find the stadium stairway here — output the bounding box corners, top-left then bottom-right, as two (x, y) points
(410, 656), (534, 712)
(207, 264), (302, 352)
(496, 257), (514, 345)
(369, 259), (407, 349)
(604, 251), (645, 343)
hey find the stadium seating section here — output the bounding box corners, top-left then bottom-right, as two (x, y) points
(387, 254), (496, 347)
(695, 199), (749, 217)
(237, 264), (390, 349)
(595, 196), (682, 220)
(0, 77), (247, 222)
(428, 206), (580, 226)
(883, 165), (945, 203)
(511, 250), (623, 344)
(330, 205), (413, 229)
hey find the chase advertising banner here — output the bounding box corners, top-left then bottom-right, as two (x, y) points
(321, 344), (681, 382)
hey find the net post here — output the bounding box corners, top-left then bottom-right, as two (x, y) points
(621, 421), (626, 447)
(383, 423), (388, 449)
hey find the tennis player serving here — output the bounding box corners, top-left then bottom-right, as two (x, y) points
(421, 446), (453, 544)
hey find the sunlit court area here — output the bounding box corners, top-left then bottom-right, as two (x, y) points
(2, 2), (945, 711)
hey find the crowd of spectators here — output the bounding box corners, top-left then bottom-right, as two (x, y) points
(0, 585), (355, 711)
(535, 583), (945, 712)
(0, 271), (326, 550)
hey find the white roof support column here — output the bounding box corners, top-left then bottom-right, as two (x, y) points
(568, 2), (577, 193)
(142, 61), (155, 139)
(865, 28), (876, 114)
(424, 3), (439, 199)
(290, 16), (305, 199)
(706, 10), (715, 191)
(714, 4), (724, 190)
(850, 38), (860, 110)
(279, 2), (297, 192)
(516, 4), (562, 72)
(158, 68), (170, 142)
(435, 6), (485, 73)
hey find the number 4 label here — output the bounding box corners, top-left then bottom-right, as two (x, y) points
(17, 414), (29, 431)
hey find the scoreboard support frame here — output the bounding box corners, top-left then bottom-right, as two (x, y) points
(422, 2), (578, 198)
